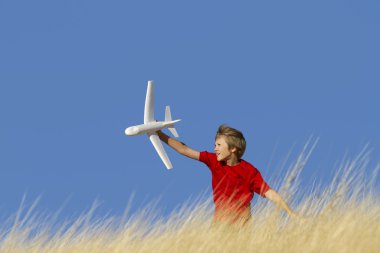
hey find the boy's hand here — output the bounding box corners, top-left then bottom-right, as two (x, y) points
(288, 211), (307, 222)
(157, 130), (200, 160)
(265, 189), (301, 220)
(289, 211), (300, 219)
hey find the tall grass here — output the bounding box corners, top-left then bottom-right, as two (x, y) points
(1, 144), (379, 253)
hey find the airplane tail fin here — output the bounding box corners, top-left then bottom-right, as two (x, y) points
(165, 106), (180, 138)
(165, 106), (173, 122)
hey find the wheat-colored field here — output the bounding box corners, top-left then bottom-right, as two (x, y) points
(1, 146), (379, 253)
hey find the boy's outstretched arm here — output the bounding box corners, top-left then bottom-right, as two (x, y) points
(157, 131), (200, 160)
(264, 189), (298, 219)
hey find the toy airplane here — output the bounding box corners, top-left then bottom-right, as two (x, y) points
(125, 80), (181, 170)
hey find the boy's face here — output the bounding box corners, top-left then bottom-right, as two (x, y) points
(214, 136), (237, 162)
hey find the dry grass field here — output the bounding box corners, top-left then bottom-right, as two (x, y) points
(1, 145), (379, 253)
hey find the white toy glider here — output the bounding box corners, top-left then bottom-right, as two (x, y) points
(125, 80), (181, 170)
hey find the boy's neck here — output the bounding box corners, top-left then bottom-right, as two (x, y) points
(225, 156), (240, 166)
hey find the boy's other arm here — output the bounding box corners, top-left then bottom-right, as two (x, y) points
(157, 131), (200, 160)
(264, 189), (298, 219)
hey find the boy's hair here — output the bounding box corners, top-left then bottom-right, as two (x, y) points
(215, 124), (246, 159)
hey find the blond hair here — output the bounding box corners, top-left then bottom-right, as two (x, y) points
(215, 124), (246, 159)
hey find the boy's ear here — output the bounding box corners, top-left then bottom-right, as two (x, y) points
(230, 147), (237, 153)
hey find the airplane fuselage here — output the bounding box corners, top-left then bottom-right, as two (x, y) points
(125, 120), (180, 136)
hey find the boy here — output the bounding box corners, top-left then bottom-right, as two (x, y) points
(157, 125), (297, 224)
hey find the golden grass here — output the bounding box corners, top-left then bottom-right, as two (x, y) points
(1, 144), (379, 253)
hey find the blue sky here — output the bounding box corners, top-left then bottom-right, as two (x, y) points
(0, 0), (379, 219)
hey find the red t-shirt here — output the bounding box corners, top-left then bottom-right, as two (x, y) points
(199, 151), (271, 221)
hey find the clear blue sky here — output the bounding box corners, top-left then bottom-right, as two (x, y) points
(0, 0), (379, 219)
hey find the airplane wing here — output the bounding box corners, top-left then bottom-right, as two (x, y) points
(144, 81), (155, 124)
(148, 133), (173, 170)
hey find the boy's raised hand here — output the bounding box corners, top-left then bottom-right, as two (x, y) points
(157, 130), (200, 160)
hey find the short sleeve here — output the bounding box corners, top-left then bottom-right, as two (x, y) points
(199, 151), (218, 171)
(199, 151), (212, 167)
(250, 171), (271, 197)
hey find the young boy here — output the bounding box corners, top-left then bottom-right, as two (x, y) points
(157, 125), (297, 224)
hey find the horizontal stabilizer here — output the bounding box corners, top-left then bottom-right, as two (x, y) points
(168, 127), (179, 138)
(165, 106), (179, 137)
